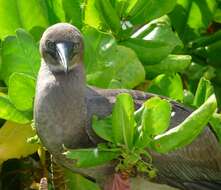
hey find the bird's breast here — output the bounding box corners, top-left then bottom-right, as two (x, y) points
(34, 65), (88, 154)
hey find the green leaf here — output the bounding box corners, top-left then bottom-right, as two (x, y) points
(0, 121), (39, 164)
(184, 62), (206, 81)
(205, 40), (221, 67)
(84, 27), (145, 88)
(193, 77), (214, 107)
(84, 0), (104, 29)
(136, 97), (171, 149)
(151, 94), (217, 153)
(214, 8), (221, 23)
(64, 171), (100, 190)
(183, 90), (195, 107)
(169, 0), (217, 42)
(142, 97), (171, 136)
(134, 105), (145, 126)
(62, 0), (83, 29)
(112, 93), (135, 149)
(113, 0), (130, 18)
(64, 148), (120, 168)
(95, 0), (121, 34)
(0, 0), (49, 38)
(8, 73), (36, 111)
(189, 30), (221, 48)
(45, 0), (66, 24)
(125, 0), (177, 24)
(92, 116), (113, 142)
(209, 113), (221, 143)
(145, 55), (191, 79)
(0, 29), (40, 84)
(132, 16), (182, 50)
(120, 38), (172, 65)
(0, 94), (30, 124)
(147, 73), (184, 101)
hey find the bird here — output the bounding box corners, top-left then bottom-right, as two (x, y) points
(34, 23), (221, 190)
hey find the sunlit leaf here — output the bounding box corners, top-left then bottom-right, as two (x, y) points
(120, 38), (171, 65)
(92, 116), (113, 142)
(62, 0), (83, 29)
(9, 73), (36, 111)
(151, 94), (217, 153)
(126, 0), (177, 24)
(147, 73), (184, 101)
(1, 29), (40, 84)
(112, 93), (135, 149)
(136, 97), (171, 149)
(84, 27), (145, 88)
(145, 55), (191, 79)
(170, 0), (217, 42)
(0, 94), (31, 124)
(0, 121), (39, 164)
(64, 148), (120, 167)
(193, 77), (214, 107)
(0, 0), (49, 38)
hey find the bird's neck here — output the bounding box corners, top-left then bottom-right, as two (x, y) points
(41, 61), (86, 91)
(37, 61), (89, 148)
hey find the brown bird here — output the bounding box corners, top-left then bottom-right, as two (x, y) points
(34, 23), (221, 190)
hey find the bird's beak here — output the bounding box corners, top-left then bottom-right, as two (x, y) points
(56, 43), (70, 73)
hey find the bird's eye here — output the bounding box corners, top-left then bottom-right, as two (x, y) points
(46, 40), (55, 50)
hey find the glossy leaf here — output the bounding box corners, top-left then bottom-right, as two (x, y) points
(112, 93), (135, 149)
(183, 90), (195, 107)
(62, 0), (83, 29)
(145, 55), (191, 79)
(205, 40), (221, 67)
(84, 27), (145, 89)
(0, 0), (49, 38)
(136, 97), (171, 149)
(193, 77), (214, 107)
(151, 94), (217, 153)
(92, 116), (113, 142)
(147, 73), (184, 101)
(95, 0), (121, 34)
(126, 0), (177, 24)
(0, 94), (31, 124)
(170, 0), (217, 42)
(0, 121), (39, 164)
(120, 38), (171, 65)
(64, 148), (120, 168)
(45, 0), (66, 24)
(84, 0), (104, 29)
(132, 16), (182, 50)
(0, 29), (40, 84)
(142, 97), (171, 136)
(8, 73), (36, 111)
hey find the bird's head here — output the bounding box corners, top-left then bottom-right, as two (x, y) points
(40, 23), (83, 73)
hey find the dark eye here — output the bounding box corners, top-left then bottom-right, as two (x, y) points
(46, 40), (55, 50)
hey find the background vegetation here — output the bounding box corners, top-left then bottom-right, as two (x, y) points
(0, 0), (221, 189)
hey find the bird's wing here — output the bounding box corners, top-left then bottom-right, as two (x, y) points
(86, 87), (221, 188)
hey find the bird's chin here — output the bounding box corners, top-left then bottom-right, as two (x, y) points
(47, 63), (77, 74)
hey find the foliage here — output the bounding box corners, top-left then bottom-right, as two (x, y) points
(0, 0), (220, 189)
(65, 93), (216, 179)
(0, 121), (39, 164)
